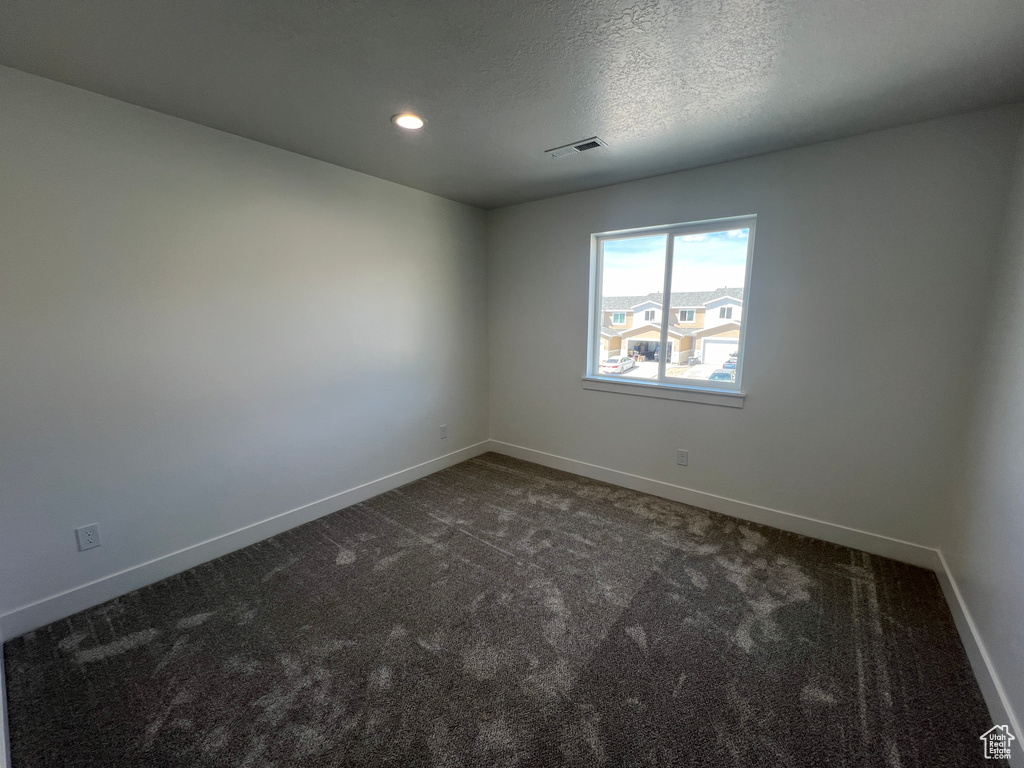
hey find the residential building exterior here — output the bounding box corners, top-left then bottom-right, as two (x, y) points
(600, 287), (743, 367)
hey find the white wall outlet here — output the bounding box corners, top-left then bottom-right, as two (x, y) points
(75, 524), (102, 551)
(676, 449), (689, 466)
(440, 424), (448, 439)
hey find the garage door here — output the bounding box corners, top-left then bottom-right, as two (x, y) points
(702, 338), (739, 367)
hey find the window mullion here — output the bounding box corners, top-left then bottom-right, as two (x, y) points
(592, 239), (605, 376)
(658, 235), (674, 382)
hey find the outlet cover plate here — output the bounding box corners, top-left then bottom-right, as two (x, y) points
(75, 524), (101, 551)
(676, 449), (689, 466)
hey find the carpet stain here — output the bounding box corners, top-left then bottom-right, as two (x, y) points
(260, 554), (303, 582)
(738, 527), (767, 552)
(74, 628), (159, 663)
(335, 547), (357, 565)
(200, 725), (229, 754)
(684, 566), (708, 590)
(368, 665), (392, 690)
(671, 671), (687, 698)
(463, 643), (500, 680)
(176, 612), (216, 630)
(624, 624), (648, 653)
(373, 549), (409, 572)
(801, 684), (837, 705)
(57, 632), (88, 652)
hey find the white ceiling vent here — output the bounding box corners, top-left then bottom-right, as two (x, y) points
(545, 136), (607, 158)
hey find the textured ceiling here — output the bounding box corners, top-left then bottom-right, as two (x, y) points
(2, 0), (1023, 209)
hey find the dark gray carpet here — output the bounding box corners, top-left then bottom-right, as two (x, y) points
(3, 453), (1001, 767)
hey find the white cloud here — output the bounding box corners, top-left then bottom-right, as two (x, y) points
(672, 264), (745, 292)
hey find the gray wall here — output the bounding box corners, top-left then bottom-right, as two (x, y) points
(945, 121), (1024, 723)
(487, 106), (1023, 547)
(0, 66), (489, 617)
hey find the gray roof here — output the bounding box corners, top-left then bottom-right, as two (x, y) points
(668, 327), (698, 338)
(604, 324), (702, 339)
(602, 287), (744, 311)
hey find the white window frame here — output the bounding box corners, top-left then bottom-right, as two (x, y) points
(584, 215), (756, 407)
(719, 306), (734, 319)
(679, 309), (695, 322)
(611, 312), (626, 324)
(643, 309), (656, 322)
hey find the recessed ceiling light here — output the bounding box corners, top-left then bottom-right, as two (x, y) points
(392, 113), (424, 130)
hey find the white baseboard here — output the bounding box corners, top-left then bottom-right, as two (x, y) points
(0, 627), (10, 768)
(485, 440), (942, 569)
(486, 440), (1021, 756)
(0, 441), (490, 641)
(934, 553), (1022, 765)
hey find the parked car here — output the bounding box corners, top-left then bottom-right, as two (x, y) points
(600, 356), (636, 374)
(722, 359), (737, 370)
(686, 356), (702, 366)
(709, 369), (736, 382)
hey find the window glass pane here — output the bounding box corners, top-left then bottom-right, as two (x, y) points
(599, 234), (666, 381)
(665, 228), (749, 385)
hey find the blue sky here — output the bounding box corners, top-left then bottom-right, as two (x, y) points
(602, 229), (749, 296)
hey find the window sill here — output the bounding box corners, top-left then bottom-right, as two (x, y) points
(581, 376), (745, 408)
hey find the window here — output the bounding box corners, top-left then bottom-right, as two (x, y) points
(611, 312), (626, 324)
(587, 215), (755, 399)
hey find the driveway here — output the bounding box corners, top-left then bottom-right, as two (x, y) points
(612, 362), (722, 381)
(666, 363), (718, 380)
(621, 361), (659, 379)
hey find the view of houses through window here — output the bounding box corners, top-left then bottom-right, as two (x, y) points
(592, 218), (754, 390)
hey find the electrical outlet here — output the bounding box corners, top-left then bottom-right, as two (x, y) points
(676, 449), (689, 467)
(75, 524), (102, 551)
(440, 424), (448, 439)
